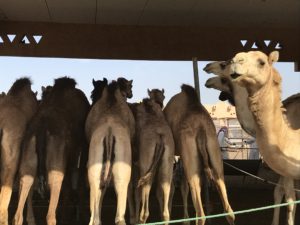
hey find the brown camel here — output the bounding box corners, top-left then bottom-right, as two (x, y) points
(13, 77), (90, 225)
(229, 50), (300, 225)
(131, 89), (174, 224)
(164, 84), (235, 225)
(85, 78), (135, 225)
(204, 60), (300, 225)
(0, 78), (38, 225)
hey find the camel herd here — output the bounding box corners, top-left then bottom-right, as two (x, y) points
(0, 50), (299, 225)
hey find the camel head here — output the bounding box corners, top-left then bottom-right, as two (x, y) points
(147, 88), (165, 108)
(229, 51), (279, 90)
(205, 77), (235, 105)
(117, 77), (133, 99)
(205, 76), (231, 93)
(91, 78), (108, 104)
(41, 85), (53, 100)
(203, 60), (232, 78)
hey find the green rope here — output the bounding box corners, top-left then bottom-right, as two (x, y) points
(137, 200), (300, 225)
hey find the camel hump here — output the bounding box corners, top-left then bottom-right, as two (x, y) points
(181, 84), (200, 102)
(54, 77), (77, 89)
(8, 77), (32, 95)
(283, 93), (300, 106)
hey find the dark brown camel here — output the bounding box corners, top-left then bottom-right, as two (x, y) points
(85, 78), (135, 225)
(0, 78), (38, 225)
(13, 77), (90, 225)
(131, 89), (174, 224)
(164, 84), (235, 225)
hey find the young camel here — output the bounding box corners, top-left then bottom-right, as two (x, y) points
(85, 79), (135, 225)
(229, 50), (300, 225)
(148, 88), (191, 224)
(204, 60), (300, 225)
(164, 84), (235, 225)
(131, 89), (174, 225)
(0, 78), (38, 225)
(13, 77), (90, 225)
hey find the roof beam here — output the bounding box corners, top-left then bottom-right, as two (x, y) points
(0, 21), (299, 66)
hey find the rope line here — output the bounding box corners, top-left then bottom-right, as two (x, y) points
(223, 161), (300, 192)
(137, 200), (300, 225)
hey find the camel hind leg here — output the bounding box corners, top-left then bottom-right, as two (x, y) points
(205, 133), (235, 225)
(13, 136), (37, 225)
(46, 136), (66, 225)
(0, 132), (22, 225)
(156, 145), (173, 224)
(112, 135), (131, 225)
(180, 134), (205, 225)
(87, 132), (106, 225)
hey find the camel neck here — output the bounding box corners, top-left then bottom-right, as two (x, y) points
(231, 83), (256, 137)
(248, 71), (286, 138)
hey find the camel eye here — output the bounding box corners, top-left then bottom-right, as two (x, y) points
(258, 59), (265, 66)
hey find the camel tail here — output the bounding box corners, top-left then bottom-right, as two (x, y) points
(137, 134), (165, 187)
(36, 126), (47, 198)
(196, 130), (214, 182)
(100, 127), (115, 190)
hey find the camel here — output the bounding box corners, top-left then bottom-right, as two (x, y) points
(130, 89), (174, 224)
(164, 84), (235, 225)
(0, 78), (38, 225)
(13, 77), (90, 225)
(204, 59), (300, 225)
(228, 50), (300, 225)
(85, 78), (135, 225)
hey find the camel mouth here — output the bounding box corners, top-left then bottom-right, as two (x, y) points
(203, 65), (211, 73)
(230, 73), (241, 79)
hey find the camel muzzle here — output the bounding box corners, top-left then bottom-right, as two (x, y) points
(230, 73), (241, 79)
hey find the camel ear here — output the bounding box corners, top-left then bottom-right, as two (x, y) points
(34, 91), (38, 96)
(162, 88), (165, 94)
(103, 78), (108, 84)
(41, 86), (46, 92)
(268, 51), (279, 64)
(129, 80), (133, 85)
(92, 79), (96, 86)
(147, 89), (151, 96)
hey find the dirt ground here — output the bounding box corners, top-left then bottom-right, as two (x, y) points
(8, 183), (300, 225)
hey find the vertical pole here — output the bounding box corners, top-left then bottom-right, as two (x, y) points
(192, 57), (201, 102)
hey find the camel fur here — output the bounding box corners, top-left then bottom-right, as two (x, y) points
(204, 59), (300, 225)
(85, 78), (135, 225)
(0, 78), (38, 225)
(229, 51), (300, 225)
(164, 84), (235, 225)
(13, 77), (90, 225)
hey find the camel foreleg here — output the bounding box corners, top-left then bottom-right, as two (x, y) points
(283, 177), (296, 225)
(271, 176), (285, 225)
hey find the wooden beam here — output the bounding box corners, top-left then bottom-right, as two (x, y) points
(0, 21), (299, 65)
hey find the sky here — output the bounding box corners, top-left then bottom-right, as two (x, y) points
(0, 56), (299, 105)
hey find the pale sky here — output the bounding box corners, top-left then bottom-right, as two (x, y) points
(0, 56), (299, 105)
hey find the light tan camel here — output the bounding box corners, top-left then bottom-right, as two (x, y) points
(204, 59), (300, 225)
(13, 77), (90, 225)
(85, 79), (135, 225)
(229, 50), (300, 225)
(132, 95), (174, 225)
(0, 78), (38, 225)
(164, 84), (235, 225)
